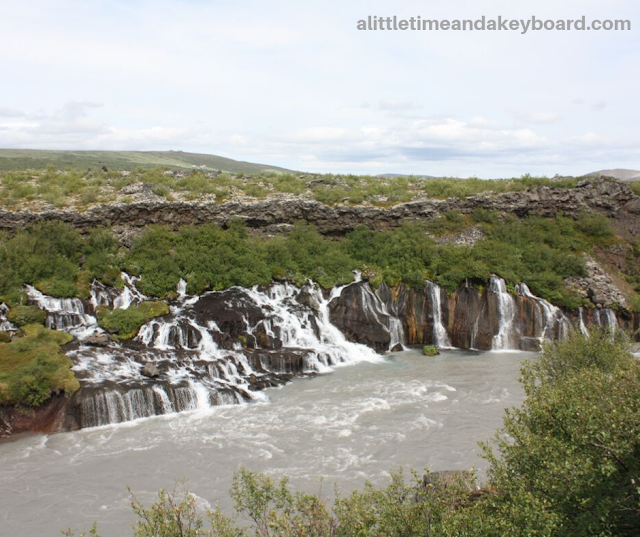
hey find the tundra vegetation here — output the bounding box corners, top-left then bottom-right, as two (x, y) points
(63, 331), (640, 537)
(0, 167), (586, 209)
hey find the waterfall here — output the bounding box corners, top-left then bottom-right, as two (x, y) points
(33, 270), (622, 430)
(594, 308), (618, 332)
(489, 276), (516, 350)
(426, 281), (451, 348)
(26, 285), (97, 334)
(516, 283), (570, 342)
(578, 308), (589, 337)
(244, 281), (384, 367)
(66, 276), (386, 429)
(0, 303), (18, 333)
(356, 283), (406, 351)
(90, 272), (147, 310)
(177, 279), (188, 299)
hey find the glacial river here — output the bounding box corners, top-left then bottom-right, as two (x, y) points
(0, 348), (528, 536)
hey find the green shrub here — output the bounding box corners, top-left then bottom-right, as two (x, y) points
(97, 301), (170, 340)
(422, 345), (439, 356)
(575, 212), (615, 244)
(0, 324), (77, 406)
(480, 330), (640, 535)
(7, 305), (47, 326)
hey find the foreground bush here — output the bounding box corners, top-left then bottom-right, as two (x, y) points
(64, 330), (640, 536)
(476, 330), (640, 536)
(0, 324), (77, 406)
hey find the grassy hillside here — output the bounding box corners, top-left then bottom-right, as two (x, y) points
(0, 149), (293, 174)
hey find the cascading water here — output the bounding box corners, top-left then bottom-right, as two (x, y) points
(426, 281), (451, 348)
(13, 271), (627, 430)
(354, 283), (406, 351)
(26, 285), (96, 335)
(244, 281), (384, 368)
(66, 276), (383, 428)
(0, 303), (18, 332)
(489, 276), (517, 350)
(516, 283), (570, 342)
(594, 308), (619, 332)
(90, 272), (147, 310)
(578, 307), (590, 337)
(177, 279), (188, 299)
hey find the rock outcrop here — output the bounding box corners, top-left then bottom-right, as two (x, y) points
(0, 178), (637, 242)
(328, 282), (392, 351)
(565, 256), (628, 308)
(0, 395), (76, 439)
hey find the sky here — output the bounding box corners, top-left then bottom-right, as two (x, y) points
(0, 0), (638, 177)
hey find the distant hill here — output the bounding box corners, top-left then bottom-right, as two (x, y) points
(586, 168), (640, 181)
(0, 149), (294, 174)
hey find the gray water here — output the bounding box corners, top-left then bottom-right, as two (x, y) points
(0, 348), (528, 537)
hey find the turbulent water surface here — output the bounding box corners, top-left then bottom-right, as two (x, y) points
(0, 348), (527, 537)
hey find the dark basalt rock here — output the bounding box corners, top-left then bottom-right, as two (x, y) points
(0, 178), (636, 241)
(328, 281), (391, 352)
(0, 394), (75, 439)
(244, 349), (310, 375)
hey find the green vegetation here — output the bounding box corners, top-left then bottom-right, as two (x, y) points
(6, 305), (47, 327)
(0, 166), (583, 210)
(0, 324), (77, 406)
(422, 345), (439, 356)
(97, 301), (170, 340)
(126, 211), (622, 307)
(0, 222), (120, 302)
(1, 210), (635, 309)
(64, 330), (640, 536)
(476, 330), (640, 536)
(629, 181), (640, 196)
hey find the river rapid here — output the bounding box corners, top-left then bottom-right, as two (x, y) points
(0, 347), (528, 537)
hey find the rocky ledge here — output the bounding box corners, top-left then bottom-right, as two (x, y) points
(0, 178), (638, 243)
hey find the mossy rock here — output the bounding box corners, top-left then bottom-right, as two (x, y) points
(422, 345), (440, 357)
(97, 301), (170, 340)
